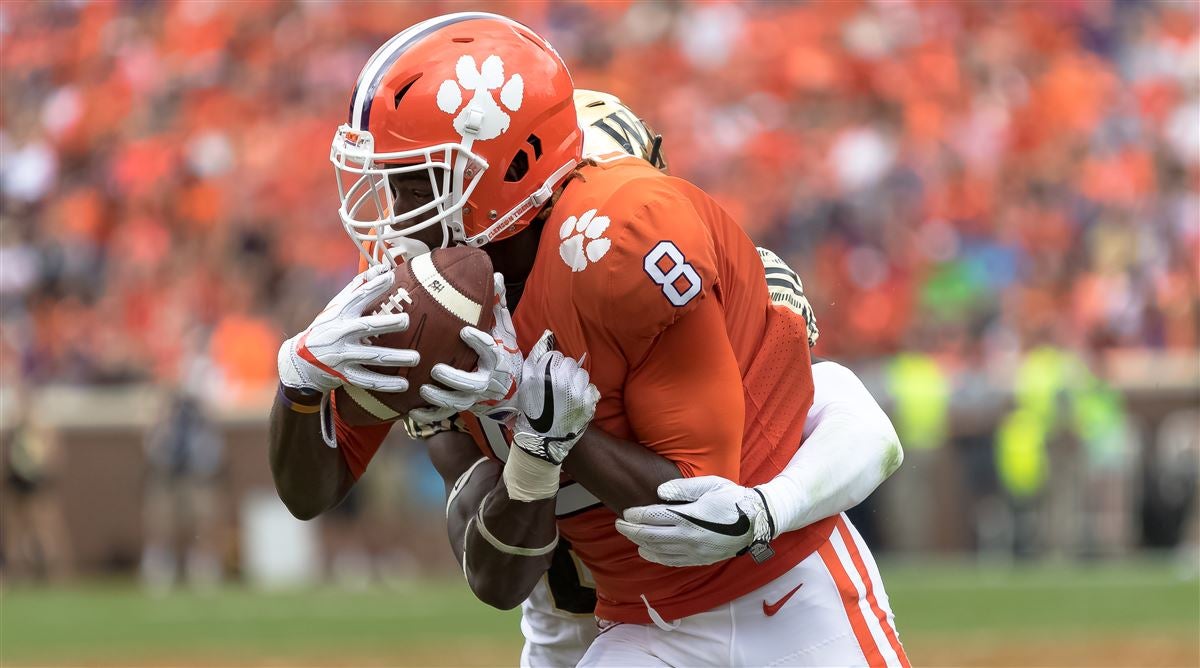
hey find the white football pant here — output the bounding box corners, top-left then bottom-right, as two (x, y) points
(523, 513), (908, 667)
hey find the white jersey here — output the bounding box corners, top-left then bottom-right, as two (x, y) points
(517, 94), (902, 666)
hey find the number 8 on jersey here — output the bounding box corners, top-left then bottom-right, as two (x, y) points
(644, 241), (702, 307)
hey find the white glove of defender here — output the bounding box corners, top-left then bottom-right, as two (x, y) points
(616, 476), (777, 566)
(414, 273), (523, 422)
(277, 264), (419, 394)
(511, 330), (599, 465)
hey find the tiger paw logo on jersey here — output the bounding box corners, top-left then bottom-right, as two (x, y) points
(436, 54), (524, 141)
(559, 209), (611, 272)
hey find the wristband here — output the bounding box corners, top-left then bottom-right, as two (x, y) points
(278, 384), (323, 413)
(754, 469), (811, 538)
(471, 494), (559, 557)
(502, 444), (562, 502)
(746, 487), (777, 564)
(752, 487), (777, 539)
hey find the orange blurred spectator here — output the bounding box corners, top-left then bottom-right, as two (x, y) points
(0, 0), (1195, 388)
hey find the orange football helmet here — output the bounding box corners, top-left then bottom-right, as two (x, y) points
(331, 12), (582, 265)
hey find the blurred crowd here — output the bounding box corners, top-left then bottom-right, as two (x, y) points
(600, 0), (1200, 366)
(1, 2), (1198, 577)
(1, 1), (1197, 393)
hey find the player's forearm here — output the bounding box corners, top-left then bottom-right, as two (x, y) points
(268, 389), (353, 520)
(429, 432), (499, 570)
(563, 428), (682, 512)
(429, 431), (556, 610)
(756, 361), (903, 534)
(464, 483), (557, 609)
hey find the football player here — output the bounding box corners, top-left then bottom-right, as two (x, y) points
(271, 13), (908, 667)
(501, 90), (907, 666)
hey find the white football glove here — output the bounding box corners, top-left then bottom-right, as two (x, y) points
(413, 273), (523, 422)
(616, 476), (777, 567)
(510, 330), (599, 465)
(277, 264), (419, 394)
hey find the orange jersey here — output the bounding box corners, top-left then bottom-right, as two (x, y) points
(486, 157), (831, 623)
(333, 157), (833, 623)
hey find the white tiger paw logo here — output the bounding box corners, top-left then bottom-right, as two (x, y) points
(559, 209), (611, 272)
(436, 54), (523, 141)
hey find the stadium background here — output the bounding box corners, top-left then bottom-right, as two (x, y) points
(1, 1), (1197, 666)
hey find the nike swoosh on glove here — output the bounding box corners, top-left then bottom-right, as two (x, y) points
(277, 264), (420, 394)
(413, 273), (523, 422)
(510, 330), (599, 465)
(616, 476), (777, 567)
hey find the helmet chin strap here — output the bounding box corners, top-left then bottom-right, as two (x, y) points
(463, 159), (577, 247)
(445, 100), (576, 248)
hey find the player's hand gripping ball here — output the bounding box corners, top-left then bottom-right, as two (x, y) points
(411, 272), (523, 423)
(277, 264), (419, 395)
(333, 246), (496, 426)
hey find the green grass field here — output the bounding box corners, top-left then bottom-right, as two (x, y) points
(2, 560), (1197, 667)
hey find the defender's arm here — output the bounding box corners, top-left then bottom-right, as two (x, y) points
(616, 361), (903, 567)
(755, 360), (902, 531)
(562, 428), (681, 512)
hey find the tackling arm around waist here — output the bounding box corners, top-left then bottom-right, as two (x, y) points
(756, 360), (903, 534)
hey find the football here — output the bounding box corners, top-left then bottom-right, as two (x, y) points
(333, 246), (495, 426)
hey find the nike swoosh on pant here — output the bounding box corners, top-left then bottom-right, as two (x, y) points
(762, 582), (804, 616)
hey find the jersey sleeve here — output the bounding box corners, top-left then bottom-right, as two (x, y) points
(622, 292), (743, 480)
(330, 393), (393, 479)
(584, 179), (720, 365)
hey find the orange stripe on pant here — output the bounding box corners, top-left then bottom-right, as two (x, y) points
(836, 517), (911, 668)
(817, 540), (885, 667)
